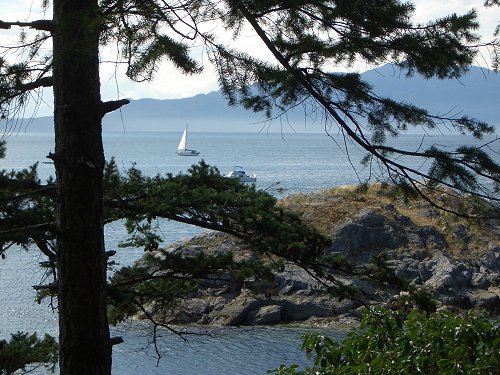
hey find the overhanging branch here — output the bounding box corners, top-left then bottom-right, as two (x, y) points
(104, 198), (253, 242)
(237, 5), (499, 216)
(20, 76), (53, 90)
(0, 19), (54, 32)
(0, 76), (53, 108)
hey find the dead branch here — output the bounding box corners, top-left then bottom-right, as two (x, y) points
(32, 282), (58, 292)
(100, 99), (130, 116)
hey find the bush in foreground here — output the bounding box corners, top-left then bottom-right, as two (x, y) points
(0, 332), (57, 375)
(270, 307), (499, 374)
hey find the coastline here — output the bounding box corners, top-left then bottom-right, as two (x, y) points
(131, 185), (499, 327)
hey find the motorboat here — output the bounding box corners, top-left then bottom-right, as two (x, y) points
(177, 127), (199, 156)
(225, 166), (257, 182)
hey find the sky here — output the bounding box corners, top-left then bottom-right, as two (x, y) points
(0, 0), (498, 117)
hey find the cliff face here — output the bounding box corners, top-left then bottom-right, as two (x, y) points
(146, 187), (500, 326)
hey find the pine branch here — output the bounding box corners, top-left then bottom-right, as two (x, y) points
(104, 198), (253, 241)
(236, 5), (498, 217)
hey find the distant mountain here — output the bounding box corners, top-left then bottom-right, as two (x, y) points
(5, 64), (499, 133)
(103, 91), (273, 133)
(360, 64), (498, 127)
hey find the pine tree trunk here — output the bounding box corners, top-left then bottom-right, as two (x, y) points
(52, 0), (111, 374)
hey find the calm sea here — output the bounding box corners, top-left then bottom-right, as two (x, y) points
(0, 130), (498, 374)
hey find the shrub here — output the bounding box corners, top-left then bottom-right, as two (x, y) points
(270, 307), (499, 374)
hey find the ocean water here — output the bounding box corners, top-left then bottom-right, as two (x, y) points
(0, 130), (498, 374)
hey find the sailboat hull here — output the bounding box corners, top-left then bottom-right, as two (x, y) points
(177, 149), (200, 156)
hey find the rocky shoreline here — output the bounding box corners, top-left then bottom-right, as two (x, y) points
(144, 188), (500, 326)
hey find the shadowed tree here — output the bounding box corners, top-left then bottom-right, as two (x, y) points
(0, 1), (499, 374)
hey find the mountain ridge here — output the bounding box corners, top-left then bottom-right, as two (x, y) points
(5, 64), (499, 134)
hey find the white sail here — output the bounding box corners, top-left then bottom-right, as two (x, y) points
(177, 128), (187, 151)
(176, 127), (199, 156)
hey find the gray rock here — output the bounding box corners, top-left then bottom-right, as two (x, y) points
(471, 273), (491, 289)
(418, 258), (438, 282)
(427, 274), (459, 294)
(280, 279), (311, 295)
(441, 294), (474, 310)
(274, 265), (323, 295)
(208, 298), (264, 326)
(456, 262), (473, 286)
(419, 226), (447, 250)
(487, 273), (500, 286)
(424, 255), (471, 294)
(391, 257), (421, 283)
(173, 298), (210, 323)
(282, 300), (335, 321)
(328, 210), (401, 255)
(200, 272), (232, 288)
(453, 224), (471, 243)
(384, 204), (396, 212)
(473, 291), (500, 313)
(246, 305), (283, 325)
(396, 214), (413, 227)
(406, 225), (447, 251)
(357, 209), (386, 227)
(482, 247), (500, 272)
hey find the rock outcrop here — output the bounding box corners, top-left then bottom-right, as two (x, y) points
(145, 190), (500, 326)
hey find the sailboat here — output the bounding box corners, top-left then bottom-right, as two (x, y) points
(176, 127), (199, 156)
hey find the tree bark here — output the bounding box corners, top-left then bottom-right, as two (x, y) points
(52, 0), (111, 374)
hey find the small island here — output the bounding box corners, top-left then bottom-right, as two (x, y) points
(131, 184), (499, 326)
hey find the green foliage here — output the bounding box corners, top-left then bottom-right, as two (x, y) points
(103, 159), (330, 262)
(1, 156), (329, 263)
(271, 307), (500, 375)
(223, 1), (483, 119)
(0, 32), (51, 120)
(1, 157), (335, 308)
(0, 332), (58, 374)
(100, 0), (201, 82)
(0, 163), (56, 255)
